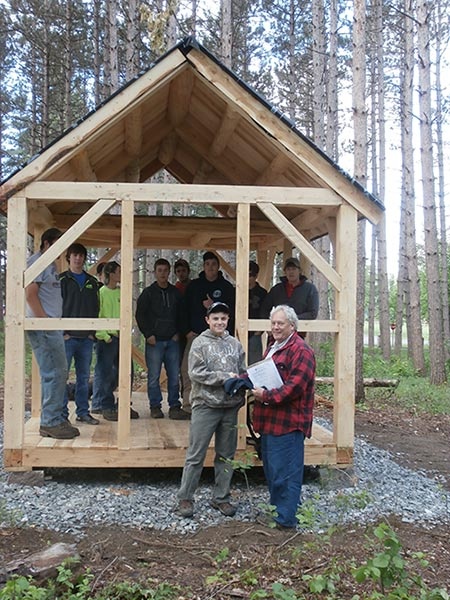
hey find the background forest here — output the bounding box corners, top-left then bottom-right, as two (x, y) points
(0, 0), (449, 391)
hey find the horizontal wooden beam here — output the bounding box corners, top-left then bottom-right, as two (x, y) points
(25, 318), (120, 330)
(24, 182), (343, 206)
(248, 319), (339, 332)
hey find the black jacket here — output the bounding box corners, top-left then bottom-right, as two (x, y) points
(182, 271), (235, 335)
(135, 282), (182, 341)
(59, 270), (100, 337)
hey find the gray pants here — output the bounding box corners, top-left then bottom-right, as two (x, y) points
(178, 404), (240, 503)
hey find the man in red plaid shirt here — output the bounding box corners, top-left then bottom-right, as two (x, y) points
(252, 304), (315, 529)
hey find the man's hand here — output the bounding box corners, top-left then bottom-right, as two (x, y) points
(146, 335), (156, 346)
(252, 387), (266, 402)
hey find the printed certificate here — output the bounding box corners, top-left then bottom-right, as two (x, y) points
(247, 358), (283, 390)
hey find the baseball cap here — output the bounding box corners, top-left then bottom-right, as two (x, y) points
(206, 302), (230, 316)
(284, 257), (300, 269)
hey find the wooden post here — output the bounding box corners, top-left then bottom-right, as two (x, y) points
(31, 225), (43, 417)
(334, 204), (357, 461)
(4, 196), (28, 468)
(117, 199), (134, 448)
(235, 202), (250, 450)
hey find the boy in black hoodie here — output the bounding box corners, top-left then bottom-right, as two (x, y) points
(136, 258), (190, 420)
(179, 251), (236, 411)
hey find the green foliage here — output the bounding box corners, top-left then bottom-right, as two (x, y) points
(0, 564), (182, 600)
(96, 580), (181, 600)
(353, 523), (450, 599)
(0, 498), (22, 528)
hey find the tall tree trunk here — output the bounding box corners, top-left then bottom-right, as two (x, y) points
(434, 0), (450, 358)
(220, 0), (232, 68)
(93, 0), (103, 105)
(63, 0), (73, 129)
(352, 0), (368, 403)
(373, 0), (390, 359)
(401, 0), (425, 373)
(416, 0), (446, 384)
(125, 0), (139, 81)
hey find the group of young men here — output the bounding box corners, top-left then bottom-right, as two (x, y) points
(26, 228), (318, 529)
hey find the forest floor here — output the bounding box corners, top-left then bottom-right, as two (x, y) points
(1, 385), (450, 598)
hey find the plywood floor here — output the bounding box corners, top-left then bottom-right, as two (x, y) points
(17, 392), (337, 469)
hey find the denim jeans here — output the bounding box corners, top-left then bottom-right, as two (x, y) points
(178, 404), (240, 503)
(64, 337), (94, 418)
(93, 337), (134, 411)
(94, 337), (119, 411)
(27, 330), (68, 427)
(145, 339), (181, 409)
(260, 430), (305, 528)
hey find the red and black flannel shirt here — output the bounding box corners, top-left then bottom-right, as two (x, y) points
(252, 334), (315, 438)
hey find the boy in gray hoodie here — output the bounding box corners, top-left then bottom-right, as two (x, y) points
(176, 302), (246, 518)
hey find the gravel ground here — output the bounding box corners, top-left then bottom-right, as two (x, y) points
(1, 418), (449, 535)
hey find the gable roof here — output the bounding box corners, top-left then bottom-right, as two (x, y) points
(0, 37), (383, 248)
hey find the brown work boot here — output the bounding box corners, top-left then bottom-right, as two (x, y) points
(210, 499), (237, 517)
(40, 422), (80, 439)
(176, 499), (194, 518)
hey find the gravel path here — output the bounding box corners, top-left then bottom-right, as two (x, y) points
(1, 418), (449, 534)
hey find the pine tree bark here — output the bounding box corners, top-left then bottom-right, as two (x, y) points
(434, 0), (450, 358)
(401, 0), (425, 373)
(352, 0), (368, 403)
(416, 0), (446, 383)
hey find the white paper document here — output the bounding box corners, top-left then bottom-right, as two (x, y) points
(247, 358), (284, 390)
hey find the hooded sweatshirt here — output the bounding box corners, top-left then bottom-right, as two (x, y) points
(188, 329), (246, 409)
(135, 282), (181, 341)
(182, 270), (236, 335)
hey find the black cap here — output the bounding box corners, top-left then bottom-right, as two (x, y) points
(206, 302), (230, 316)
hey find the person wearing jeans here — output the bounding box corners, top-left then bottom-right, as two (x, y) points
(60, 242), (100, 425)
(136, 258), (190, 420)
(25, 228), (79, 439)
(251, 304), (315, 530)
(94, 261), (138, 421)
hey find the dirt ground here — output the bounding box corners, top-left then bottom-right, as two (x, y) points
(1, 387), (450, 597)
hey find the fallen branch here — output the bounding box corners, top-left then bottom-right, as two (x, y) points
(316, 377), (399, 388)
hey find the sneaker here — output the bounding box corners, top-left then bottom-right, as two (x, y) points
(150, 406), (164, 419)
(210, 499), (237, 517)
(176, 499), (194, 518)
(103, 409), (118, 421)
(130, 407), (140, 419)
(40, 422), (80, 439)
(76, 413), (100, 425)
(64, 420), (81, 436)
(168, 406), (191, 420)
(90, 407), (103, 415)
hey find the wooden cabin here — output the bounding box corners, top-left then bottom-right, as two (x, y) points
(1, 38), (383, 472)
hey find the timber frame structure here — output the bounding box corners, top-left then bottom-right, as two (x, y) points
(1, 38), (383, 472)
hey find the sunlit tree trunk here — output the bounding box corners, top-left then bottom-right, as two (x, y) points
(352, 0), (368, 402)
(221, 0), (232, 68)
(416, 0), (446, 384)
(373, 0), (390, 360)
(401, 0), (425, 373)
(434, 0), (450, 358)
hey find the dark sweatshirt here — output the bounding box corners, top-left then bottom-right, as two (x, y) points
(135, 282), (182, 341)
(59, 270), (100, 337)
(182, 271), (236, 335)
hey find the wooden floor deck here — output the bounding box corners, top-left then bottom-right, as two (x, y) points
(15, 393), (338, 470)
